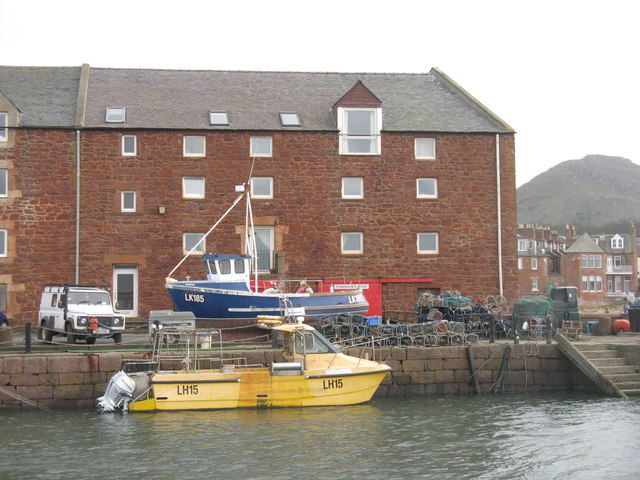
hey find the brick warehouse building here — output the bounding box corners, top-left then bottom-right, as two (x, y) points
(0, 65), (517, 323)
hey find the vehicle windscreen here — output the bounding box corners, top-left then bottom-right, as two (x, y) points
(68, 291), (111, 305)
(294, 330), (340, 354)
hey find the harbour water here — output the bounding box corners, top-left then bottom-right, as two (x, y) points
(2, 393), (640, 480)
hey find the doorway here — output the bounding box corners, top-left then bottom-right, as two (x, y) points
(113, 265), (138, 317)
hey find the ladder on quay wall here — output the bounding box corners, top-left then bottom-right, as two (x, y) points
(556, 334), (640, 398)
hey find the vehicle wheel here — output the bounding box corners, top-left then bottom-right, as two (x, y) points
(86, 336), (97, 345)
(65, 323), (76, 344)
(39, 321), (54, 344)
(113, 333), (122, 344)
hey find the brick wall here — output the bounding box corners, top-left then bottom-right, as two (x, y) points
(2, 128), (517, 323)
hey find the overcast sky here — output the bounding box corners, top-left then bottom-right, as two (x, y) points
(3, 0), (637, 187)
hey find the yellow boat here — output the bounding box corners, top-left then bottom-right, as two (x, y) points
(98, 321), (390, 412)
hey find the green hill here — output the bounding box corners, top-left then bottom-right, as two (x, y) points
(517, 155), (640, 231)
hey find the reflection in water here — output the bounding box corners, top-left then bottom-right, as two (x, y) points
(2, 393), (640, 480)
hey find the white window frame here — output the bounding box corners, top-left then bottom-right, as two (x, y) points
(415, 138), (436, 160)
(105, 107), (126, 123)
(341, 232), (363, 255)
(0, 229), (6, 257)
(0, 112), (7, 142)
(416, 178), (438, 199)
(581, 255), (588, 268)
(341, 177), (364, 199)
(582, 275), (589, 292)
(209, 112), (229, 126)
(595, 255), (602, 268)
(531, 258), (538, 270)
(184, 233), (206, 255)
(589, 255), (595, 268)
(531, 278), (539, 291)
(182, 177), (205, 199)
(250, 136), (273, 157)
(183, 136), (206, 157)
(122, 135), (137, 156)
(615, 256), (622, 268)
(417, 233), (439, 254)
(596, 276), (603, 292)
(280, 113), (300, 126)
(250, 177), (273, 199)
(121, 191), (136, 212)
(0, 169), (7, 197)
(518, 239), (527, 252)
(338, 107), (381, 155)
(518, 258), (522, 270)
(612, 234), (624, 249)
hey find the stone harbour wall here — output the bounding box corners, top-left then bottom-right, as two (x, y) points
(0, 344), (597, 410)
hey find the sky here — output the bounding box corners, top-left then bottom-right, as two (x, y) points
(2, 0), (638, 187)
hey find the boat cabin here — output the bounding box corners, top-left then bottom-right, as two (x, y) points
(204, 254), (251, 284)
(278, 324), (340, 358)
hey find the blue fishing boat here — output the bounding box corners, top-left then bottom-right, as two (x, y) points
(166, 254), (368, 327)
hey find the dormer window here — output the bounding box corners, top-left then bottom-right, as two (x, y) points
(280, 113), (300, 126)
(338, 108), (381, 155)
(105, 107), (126, 123)
(209, 112), (229, 126)
(611, 234), (623, 249)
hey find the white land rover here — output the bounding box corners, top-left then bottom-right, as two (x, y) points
(37, 284), (126, 344)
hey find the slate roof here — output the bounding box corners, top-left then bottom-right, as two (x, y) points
(0, 65), (514, 133)
(0, 66), (81, 127)
(565, 232), (605, 254)
(591, 233), (634, 254)
(83, 68), (514, 132)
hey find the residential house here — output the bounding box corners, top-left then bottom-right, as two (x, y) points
(517, 224), (564, 296)
(0, 65), (517, 323)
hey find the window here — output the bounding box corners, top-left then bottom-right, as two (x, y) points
(184, 136), (206, 157)
(582, 276), (589, 292)
(615, 256), (622, 268)
(581, 255), (588, 268)
(416, 178), (437, 198)
(209, 112), (228, 126)
(518, 258), (522, 270)
(105, 107), (126, 123)
(417, 233), (439, 254)
(596, 255), (602, 268)
(251, 177), (273, 199)
(122, 135), (137, 156)
(184, 233), (205, 254)
(589, 275), (596, 291)
(0, 229), (7, 257)
(0, 284), (7, 312)
(612, 235), (624, 249)
(0, 112), (7, 141)
(341, 232), (363, 254)
(280, 113), (300, 126)
(121, 191), (136, 212)
(342, 177), (364, 199)
(415, 138), (436, 159)
(531, 258), (538, 270)
(250, 136), (272, 157)
(531, 279), (538, 291)
(338, 108), (381, 155)
(596, 276), (603, 292)
(0, 169), (7, 197)
(183, 177), (205, 199)
(589, 255), (595, 268)
(518, 239), (527, 251)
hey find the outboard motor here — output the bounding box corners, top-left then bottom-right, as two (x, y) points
(97, 371), (136, 412)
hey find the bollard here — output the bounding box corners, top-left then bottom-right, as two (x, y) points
(547, 317), (553, 344)
(25, 322), (32, 353)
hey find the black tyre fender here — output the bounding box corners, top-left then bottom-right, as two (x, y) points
(113, 333), (122, 344)
(85, 336), (97, 345)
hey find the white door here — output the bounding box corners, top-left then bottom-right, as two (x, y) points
(113, 265), (138, 317)
(254, 226), (274, 272)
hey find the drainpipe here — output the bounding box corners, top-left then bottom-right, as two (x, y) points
(496, 134), (503, 297)
(75, 129), (80, 283)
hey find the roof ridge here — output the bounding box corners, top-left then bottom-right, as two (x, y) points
(87, 66), (434, 76)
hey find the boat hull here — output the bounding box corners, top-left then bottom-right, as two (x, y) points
(166, 282), (369, 322)
(128, 368), (389, 411)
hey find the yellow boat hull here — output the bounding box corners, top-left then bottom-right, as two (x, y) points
(129, 367), (389, 412)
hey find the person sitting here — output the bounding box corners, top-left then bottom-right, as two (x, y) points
(264, 281), (281, 294)
(297, 281), (313, 294)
